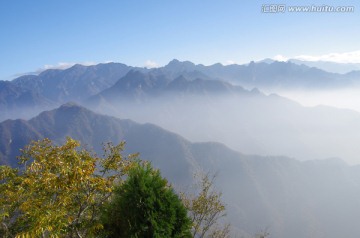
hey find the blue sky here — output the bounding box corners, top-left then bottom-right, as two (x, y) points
(1, 0), (359, 80)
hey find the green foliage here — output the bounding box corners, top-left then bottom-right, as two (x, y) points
(101, 162), (192, 238)
(0, 137), (135, 238)
(181, 173), (230, 238)
(0, 138), (232, 238)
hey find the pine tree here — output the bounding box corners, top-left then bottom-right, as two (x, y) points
(101, 162), (192, 238)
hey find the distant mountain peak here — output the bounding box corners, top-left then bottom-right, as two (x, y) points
(257, 58), (275, 64)
(168, 59), (181, 64)
(36, 102), (89, 119)
(211, 62), (223, 68)
(165, 59), (196, 70)
(58, 101), (81, 109)
(71, 63), (86, 68)
(64, 101), (79, 106)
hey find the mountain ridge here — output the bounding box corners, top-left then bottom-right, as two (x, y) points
(2, 103), (360, 238)
(2, 59), (359, 123)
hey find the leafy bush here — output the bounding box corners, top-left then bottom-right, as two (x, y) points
(101, 162), (192, 238)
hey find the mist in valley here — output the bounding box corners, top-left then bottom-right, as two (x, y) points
(2, 0), (360, 236)
(88, 86), (360, 165)
(3, 61), (360, 237)
(271, 88), (360, 113)
(84, 84), (360, 237)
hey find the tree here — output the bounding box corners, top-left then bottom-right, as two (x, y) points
(0, 137), (135, 238)
(181, 173), (230, 238)
(101, 162), (192, 238)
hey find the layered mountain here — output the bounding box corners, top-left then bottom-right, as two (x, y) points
(162, 59), (356, 89)
(0, 81), (53, 122)
(4, 60), (360, 165)
(288, 59), (360, 74)
(85, 69), (360, 164)
(11, 62), (142, 103)
(88, 70), (248, 104)
(1, 62), (143, 121)
(7, 59), (359, 106)
(2, 104), (360, 238)
(4, 59), (360, 123)
(0, 103), (195, 183)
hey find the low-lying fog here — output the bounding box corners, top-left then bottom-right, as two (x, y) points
(91, 89), (360, 165)
(267, 88), (360, 113)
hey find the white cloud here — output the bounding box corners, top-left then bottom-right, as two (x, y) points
(223, 60), (236, 65)
(272, 50), (360, 64)
(144, 60), (159, 68)
(294, 50), (360, 63)
(273, 54), (288, 62)
(42, 62), (75, 70)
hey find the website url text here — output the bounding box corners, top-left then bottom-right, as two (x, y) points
(262, 4), (355, 13)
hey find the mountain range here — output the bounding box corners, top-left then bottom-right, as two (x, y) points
(2, 60), (360, 163)
(2, 59), (360, 237)
(11, 63), (141, 103)
(84, 69), (360, 164)
(2, 103), (360, 238)
(2, 59), (360, 116)
(162, 59), (353, 89)
(258, 58), (360, 74)
(288, 59), (360, 74)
